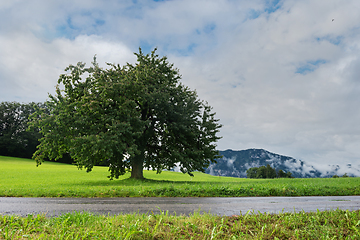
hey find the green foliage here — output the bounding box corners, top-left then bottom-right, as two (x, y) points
(0, 102), (44, 158)
(30, 48), (222, 179)
(246, 164), (292, 179)
(1, 209), (359, 239)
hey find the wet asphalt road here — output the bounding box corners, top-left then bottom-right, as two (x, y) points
(1, 196), (360, 217)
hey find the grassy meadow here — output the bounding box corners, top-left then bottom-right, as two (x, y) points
(1, 155), (360, 239)
(1, 155), (360, 198)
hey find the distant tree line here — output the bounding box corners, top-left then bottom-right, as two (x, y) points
(332, 173), (350, 178)
(0, 101), (73, 163)
(246, 164), (293, 178)
(0, 101), (42, 158)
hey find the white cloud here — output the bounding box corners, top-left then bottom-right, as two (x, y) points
(224, 156), (236, 168)
(0, 32), (134, 102)
(1, 0), (360, 168)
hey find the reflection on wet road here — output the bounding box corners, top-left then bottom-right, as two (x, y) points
(1, 196), (359, 216)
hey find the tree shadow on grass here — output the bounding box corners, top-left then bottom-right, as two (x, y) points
(73, 177), (217, 187)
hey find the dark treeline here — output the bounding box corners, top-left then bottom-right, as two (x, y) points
(0, 101), (72, 163)
(246, 164), (293, 179)
(0, 101), (42, 158)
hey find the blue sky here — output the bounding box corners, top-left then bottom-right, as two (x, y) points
(1, 0), (360, 173)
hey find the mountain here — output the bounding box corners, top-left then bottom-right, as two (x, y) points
(205, 149), (360, 178)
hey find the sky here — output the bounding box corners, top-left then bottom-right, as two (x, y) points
(1, 0), (360, 170)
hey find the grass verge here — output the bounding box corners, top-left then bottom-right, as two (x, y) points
(1, 156), (360, 197)
(1, 209), (360, 239)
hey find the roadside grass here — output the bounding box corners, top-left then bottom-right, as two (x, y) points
(1, 156), (360, 239)
(1, 209), (360, 239)
(1, 155), (360, 197)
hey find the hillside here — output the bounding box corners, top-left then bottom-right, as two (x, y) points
(205, 149), (360, 178)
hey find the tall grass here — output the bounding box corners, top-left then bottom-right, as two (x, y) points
(1, 209), (359, 239)
(1, 156), (360, 197)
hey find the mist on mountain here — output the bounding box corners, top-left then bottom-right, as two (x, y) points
(205, 149), (360, 178)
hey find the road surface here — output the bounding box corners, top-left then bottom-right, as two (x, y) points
(1, 196), (359, 217)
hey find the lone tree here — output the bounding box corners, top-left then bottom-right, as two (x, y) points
(30, 48), (222, 179)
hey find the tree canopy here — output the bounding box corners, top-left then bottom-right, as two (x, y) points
(30, 48), (222, 179)
(0, 101), (43, 158)
(246, 164), (293, 179)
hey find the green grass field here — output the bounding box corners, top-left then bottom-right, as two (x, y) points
(1, 155), (360, 239)
(1, 155), (360, 198)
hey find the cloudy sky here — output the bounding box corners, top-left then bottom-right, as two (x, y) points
(1, 0), (360, 169)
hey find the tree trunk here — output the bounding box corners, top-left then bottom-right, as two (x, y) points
(130, 152), (144, 179)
